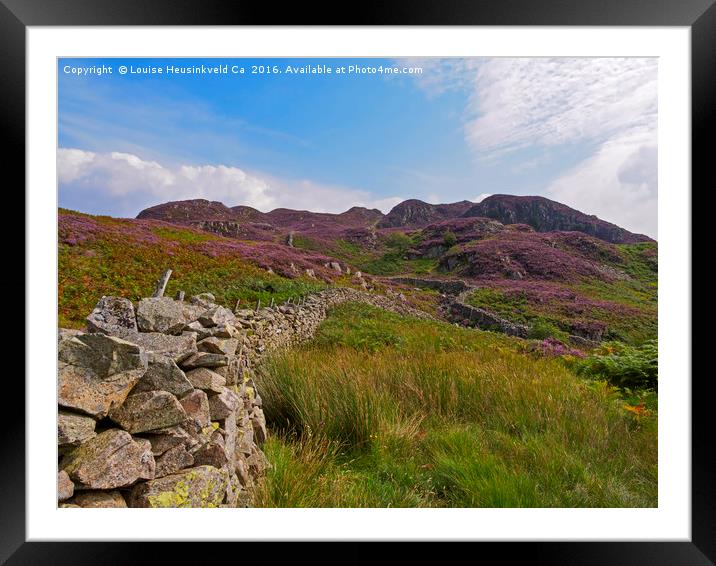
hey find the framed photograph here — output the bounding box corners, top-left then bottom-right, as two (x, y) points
(9, 0), (708, 562)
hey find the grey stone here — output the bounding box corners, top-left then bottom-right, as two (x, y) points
(190, 293), (216, 308)
(132, 356), (193, 397)
(185, 368), (226, 393)
(60, 429), (155, 490)
(180, 352), (229, 370)
(197, 337), (238, 356)
(116, 330), (197, 363)
(198, 306), (236, 328)
(86, 296), (138, 335)
(213, 356), (240, 386)
(209, 322), (240, 339)
(180, 302), (208, 325)
(236, 427), (254, 457)
(136, 297), (187, 334)
(127, 465), (229, 508)
(109, 391), (188, 434)
(58, 411), (97, 447)
(58, 332), (147, 419)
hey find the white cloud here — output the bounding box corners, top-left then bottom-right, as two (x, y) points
(405, 57), (657, 157)
(546, 127), (657, 238)
(400, 57), (658, 235)
(58, 148), (402, 217)
(472, 193), (492, 203)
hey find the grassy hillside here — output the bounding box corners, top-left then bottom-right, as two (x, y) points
(463, 242), (657, 345)
(58, 209), (328, 328)
(253, 303), (657, 508)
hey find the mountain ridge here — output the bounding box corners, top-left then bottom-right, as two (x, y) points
(136, 195), (652, 244)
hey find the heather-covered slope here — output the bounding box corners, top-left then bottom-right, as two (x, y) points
(109, 194), (659, 346)
(463, 195), (653, 244)
(58, 209), (338, 328)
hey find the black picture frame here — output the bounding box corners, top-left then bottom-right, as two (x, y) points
(7, 0), (707, 563)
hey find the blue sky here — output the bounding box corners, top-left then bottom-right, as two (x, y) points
(58, 57), (658, 237)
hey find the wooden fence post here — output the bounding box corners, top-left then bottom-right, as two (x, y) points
(152, 269), (172, 298)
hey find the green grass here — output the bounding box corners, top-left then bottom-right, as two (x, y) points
(253, 303), (657, 508)
(358, 254), (438, 276)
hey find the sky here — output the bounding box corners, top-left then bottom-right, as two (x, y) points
(58, 57), (658, 237)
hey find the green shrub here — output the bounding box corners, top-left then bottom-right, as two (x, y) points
(527, 320), (568, 341)
(574, 340), (658, 390)
(385, 232), (411, 254)
(443, 230), (458, 248)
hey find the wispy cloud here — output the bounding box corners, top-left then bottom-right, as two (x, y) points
(399, 57), (658, 236)
(58, 148), (402, 217)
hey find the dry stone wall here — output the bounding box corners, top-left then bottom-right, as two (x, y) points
(57, 286), (433, 508)
(387, 276), (528, 337)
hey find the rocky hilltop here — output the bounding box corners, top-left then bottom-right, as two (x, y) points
(376, 199), (475, 229)
(137, 195), (652, 245)
(462, 195), (652, 244)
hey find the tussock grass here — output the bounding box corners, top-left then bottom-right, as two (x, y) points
(252, 303), (657, 508)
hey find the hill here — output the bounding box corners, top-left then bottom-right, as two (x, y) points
(462, 195), (653, 244)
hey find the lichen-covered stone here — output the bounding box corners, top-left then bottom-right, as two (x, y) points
(208, 388), (240, 421)
(223, 473), (241, 507)
(58, 332), (147, 419)
(86, 296), (138, 335)
(221, 411), (237, 467)
(117, 330), (197, 363)
(132, 356), (193, 397)
(58, 470), (74, 501)
(66, 490), (127, 508)
(185, 368), (226, 393)
(179, 389), (211, 429)
(136, 297), (187, 335)
(58, 410), (97, 447)
(127, 465), (229, 508)
(60, 429), (155, 489)
(109, 391), (188, 434)
(250, 407), (267, 444)
(154, 443), (194, 478)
